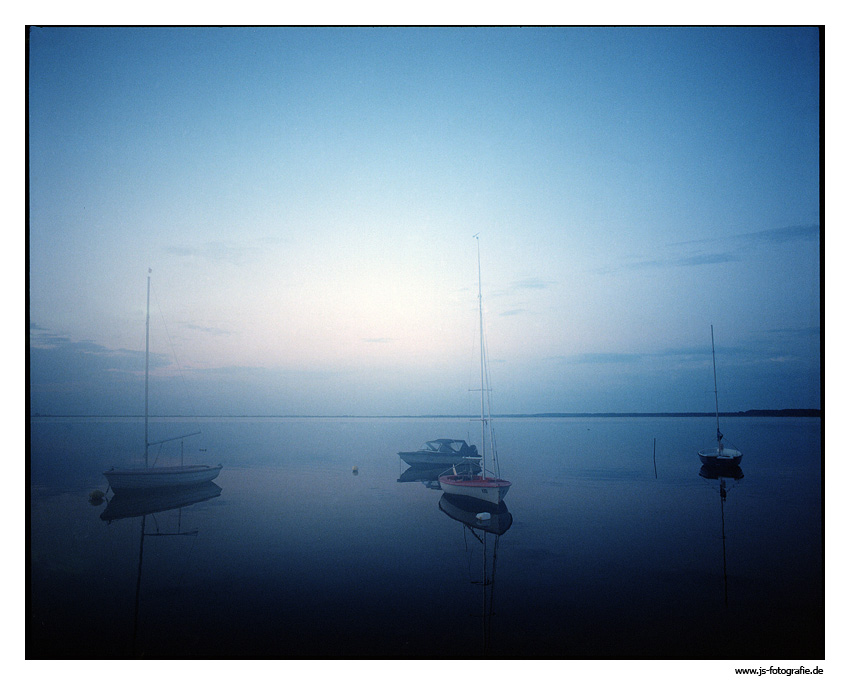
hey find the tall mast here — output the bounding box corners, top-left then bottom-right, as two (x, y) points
(710, 324), (721, 450)
(144, 269), (151, 467)
(476, 235), (486, 473)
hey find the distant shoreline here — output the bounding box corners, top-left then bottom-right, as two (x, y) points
(29, 409), (822, 419)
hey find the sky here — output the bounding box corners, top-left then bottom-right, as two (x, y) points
(27, 26), (822, 417)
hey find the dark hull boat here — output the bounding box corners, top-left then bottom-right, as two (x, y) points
(698, 447), (743, 467)
(398, 439), (479, 467)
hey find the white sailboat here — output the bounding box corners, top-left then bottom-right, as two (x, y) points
(439, 236), (511, 505)
(698, 325), (743, 467)
(103, 271), (222, 492)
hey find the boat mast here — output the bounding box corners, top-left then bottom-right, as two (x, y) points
(710, 324), (722, 451)
(145, 269), (151, 468)
(476, 235), (486, 475)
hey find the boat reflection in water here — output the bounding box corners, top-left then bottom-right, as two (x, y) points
(699, 463), (744, 607)
(101, 481), (222, 522)
(397, 462), (480, 491)
(439, 493), (512, 655)
(439, 492), (513, 536)
(98, 482), (222, 656)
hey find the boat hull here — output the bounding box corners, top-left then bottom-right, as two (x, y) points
(101, 482), (222, 521)
(398, 451), (468, 467)
(699, 464), (744, 482)
(698, 448), (742, 467)
(103, 464), (222, 492)
(438, 474), (511, 505)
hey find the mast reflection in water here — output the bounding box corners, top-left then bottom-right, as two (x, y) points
(100, 482), (222, 656)
(439, 493), (513, 655)
(699, 463), (744, 607)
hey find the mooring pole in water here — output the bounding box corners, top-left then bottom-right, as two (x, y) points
(653, 438), (657, 479)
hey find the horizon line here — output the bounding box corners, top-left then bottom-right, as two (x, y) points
(29, 408), (822, 419)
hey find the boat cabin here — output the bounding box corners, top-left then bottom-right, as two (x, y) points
(420, 439), (477, 455)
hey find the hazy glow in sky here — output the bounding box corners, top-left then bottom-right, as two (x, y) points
(28, 27), (821, 415)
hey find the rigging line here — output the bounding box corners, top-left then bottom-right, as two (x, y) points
(151, 441), (164, 467)
(477, 268), (494, 476)
(150, 280), (199, 421)
(485, 386), (498, 477)
(481, 309), (500, 478)
(466, 317), (477, 444)
(463, 525), (472, 579)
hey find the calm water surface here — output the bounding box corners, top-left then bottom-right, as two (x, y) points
(28, 416), (823, 659)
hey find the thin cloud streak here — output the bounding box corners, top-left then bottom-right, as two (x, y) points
(165, 236), (282, 266)
(511, 277), (557, 290)
(605, 252), (740, 273)
(601, 223), (819, 274)
(671, 224), (819, 247)
(30, 327), (169, 370)
(744, 224), (820, 244)
(185, 324), (233, 336)
(675, 252), (740, 267)
(555, 352), (646, 364)
(550, 342), (777, 366)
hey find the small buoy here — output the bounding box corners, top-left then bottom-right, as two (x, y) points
(352, 466), (359, 475)
(88, 489), (105, 504)
(475, 512), (491, 522)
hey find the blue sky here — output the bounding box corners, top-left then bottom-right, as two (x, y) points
(27, 26), (821, 416)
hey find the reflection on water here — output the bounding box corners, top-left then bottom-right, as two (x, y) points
(699, 463), (744, 608)
(101, 482), (222, 522)
(397, 462), (480, 490)
(439, 492), (513, 536)
(100, 483), (221, 657)
(397, 465), (444, 489)
(439, 493), (512, 656)
(29, 416), (823, 659)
